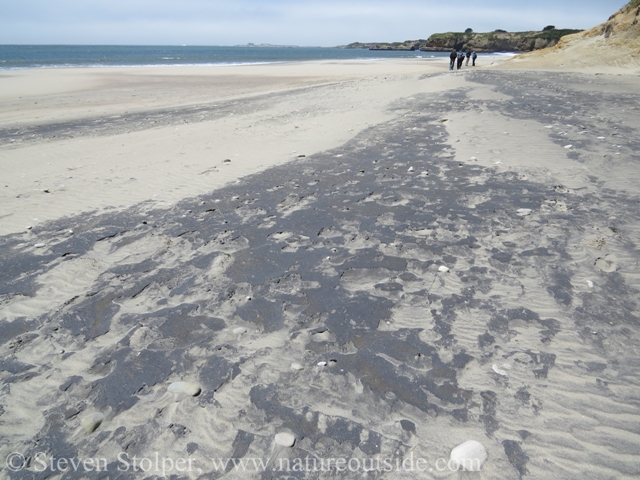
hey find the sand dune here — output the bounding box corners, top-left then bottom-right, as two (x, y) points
(502, 0), (640, 73)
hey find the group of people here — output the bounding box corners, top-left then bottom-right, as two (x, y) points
(449, 50), (477, 70)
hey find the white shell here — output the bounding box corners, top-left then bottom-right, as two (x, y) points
(438, 265), (450, 273)
(34, 243), (46, 248)
(290, 363), (304, 371)
(516, 208), (532, 216)
(233, 327), (247, 335)
(317, 361), (327, 367)
(449, 440), (487, 471)
(168, 381), (201, 396)
(586, 280), (594, 288)
(564, 144), (573, 149)
(408, 166), (414, 172)
(492, 363), (511, 376)
(275, 432), (296, 447)
(81, 413), (104, 433)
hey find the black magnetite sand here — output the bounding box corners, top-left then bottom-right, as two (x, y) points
(1, 71), (640, 479)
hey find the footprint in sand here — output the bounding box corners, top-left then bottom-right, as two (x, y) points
(595, 254), (617, 273)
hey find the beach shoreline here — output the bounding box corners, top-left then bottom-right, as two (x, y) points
(1, 57), (640, 479)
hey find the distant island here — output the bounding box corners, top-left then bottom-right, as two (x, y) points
(237, 43), (305, 48)
(341, 27), (584, 52)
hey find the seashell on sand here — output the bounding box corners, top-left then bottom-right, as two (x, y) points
(81, 412), (104, 434)
(492, 363), (511, 376)
(449, 440), (487, 471)
(275, 432), (296, 447)
(168, 381), (201, 397)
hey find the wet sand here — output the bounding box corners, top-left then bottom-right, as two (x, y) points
(1, 61), (640, 479)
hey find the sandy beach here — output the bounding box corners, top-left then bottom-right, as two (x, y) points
(1, 56), (640, 479)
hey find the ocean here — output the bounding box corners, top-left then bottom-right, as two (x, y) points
(0, 45), (452, 70)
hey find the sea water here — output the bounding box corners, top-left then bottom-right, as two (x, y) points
(0, 45), (452, 70)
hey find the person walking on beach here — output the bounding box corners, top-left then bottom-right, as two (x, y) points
(472, 51), (478, 66)
(449, 50), (457, 70)
(457, 51), (465, 70)
(465, 51), (471, 66)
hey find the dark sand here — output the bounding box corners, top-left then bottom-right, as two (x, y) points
(1, 70), (640, 479)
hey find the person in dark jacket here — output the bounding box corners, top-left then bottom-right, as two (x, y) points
(449, 50), (457, 70)
(465, 50), (471, 66)
(457, 51), (465, 70)
(472, 51), (478, 66)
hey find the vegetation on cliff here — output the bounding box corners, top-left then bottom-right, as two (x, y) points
(343, 27), (582, 52)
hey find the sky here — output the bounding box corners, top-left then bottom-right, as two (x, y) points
(0, 0), (630, 47)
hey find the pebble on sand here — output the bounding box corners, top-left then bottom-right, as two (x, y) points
(564, 144), (573, 149)
(586, 280), (594, 288)
(290, 363), (304, 371)
(233, 327), (248, 335)
(34, 243), (46, 248)
(275, 432), (296, 447)
(449, 440), (488, 471)
(516, 208), (532, 216)
(81, 412), (105, 434)
(438, 265), (450, 273)
(168, 381), (202, 397)
(317, 361), (327, 367)
(408, 166), (414, 172)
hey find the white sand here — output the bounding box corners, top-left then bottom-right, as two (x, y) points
(0, 59), (464, 236)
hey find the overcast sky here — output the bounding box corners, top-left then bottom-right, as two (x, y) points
(0, 0), (629, 47)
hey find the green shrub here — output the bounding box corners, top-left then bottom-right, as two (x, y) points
(538, 29), (583, 40)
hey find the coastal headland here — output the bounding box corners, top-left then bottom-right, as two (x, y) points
(1, 3), (640, 478)
(342, 28), (583, 52)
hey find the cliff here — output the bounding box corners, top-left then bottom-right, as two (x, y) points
(342, 29), (582, 53)
(504, 1), (640, 72)
(421, 29), (582, 52)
